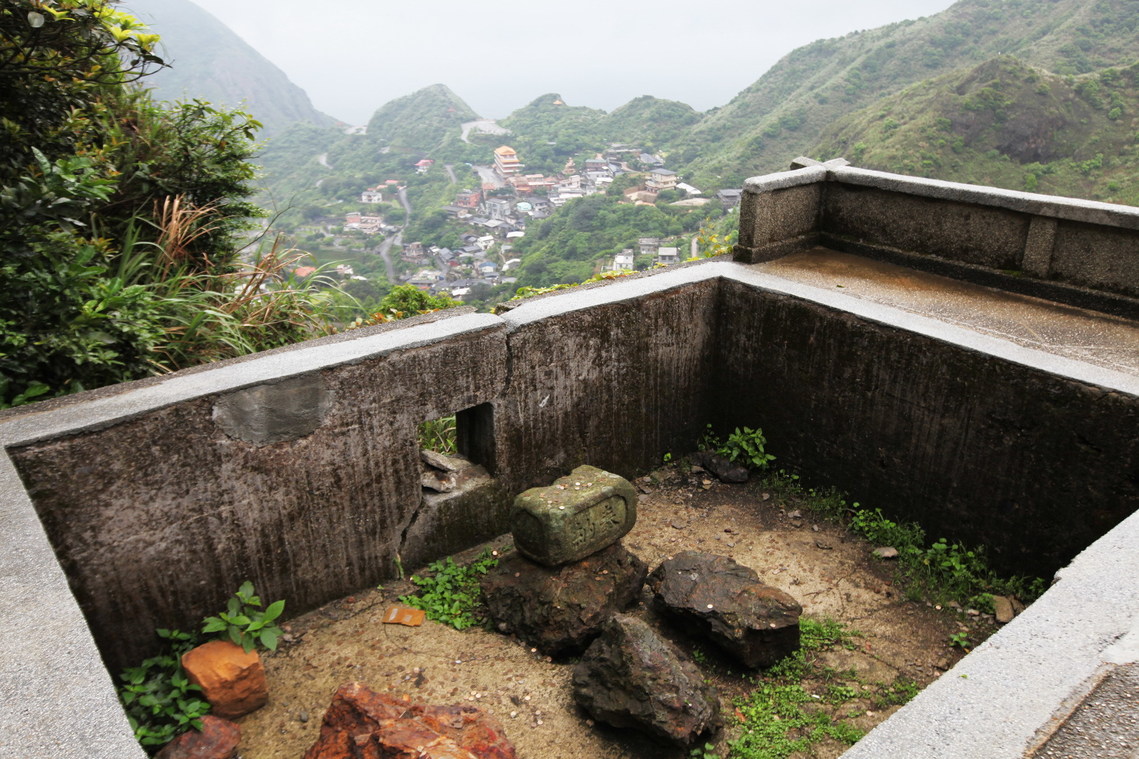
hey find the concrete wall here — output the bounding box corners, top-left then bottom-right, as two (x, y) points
(713, 275), (1139, 578)
(1, 271), (720, 679)
(2, 167), (1138, 756)
(735, 162), (1139, 316)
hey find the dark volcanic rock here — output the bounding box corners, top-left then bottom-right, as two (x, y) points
(572, 614), (721, 747)
(303, 682), (516, 759)
(481, 542), (647, 656)
(649, 551), (801, 668)
(691, 450), (749, 483)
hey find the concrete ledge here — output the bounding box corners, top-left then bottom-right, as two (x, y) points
(830, 165), (1139, 230)
(735, 163), (1139, 308)
(0, 312), (504, 448)
(742, 164), (828, 193)
(0, 453), (145, 759)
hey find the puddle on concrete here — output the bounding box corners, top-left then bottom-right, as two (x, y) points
(235, 466), (993, 759)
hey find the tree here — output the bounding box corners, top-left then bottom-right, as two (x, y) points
(0, 1), (332, 408)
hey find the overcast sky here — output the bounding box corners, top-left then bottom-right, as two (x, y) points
(182, 0), (957, 125)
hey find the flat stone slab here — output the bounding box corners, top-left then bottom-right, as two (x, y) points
(510, 465), (637, 566)
(649, 551), (802, 668)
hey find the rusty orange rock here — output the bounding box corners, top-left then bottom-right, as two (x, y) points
(154, 715), (241, 759)
(181, 640), (268, 719)
(304, 683), (516, 759)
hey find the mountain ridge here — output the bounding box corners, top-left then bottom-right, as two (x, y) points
(125, 0), (338, 135)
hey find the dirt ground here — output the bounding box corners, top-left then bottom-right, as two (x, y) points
(235, 465), (997, 758)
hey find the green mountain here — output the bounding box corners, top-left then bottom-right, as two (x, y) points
(814, 56), (1139, 205)
(680, 0), (1139, 188)
(125, 0), (337, 136)
(365, 84), (479, 154)
(496, 94), (609, 173)
(601, 96), (701, 149)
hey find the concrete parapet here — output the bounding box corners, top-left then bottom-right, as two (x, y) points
(1, 192), (1137, 757)
(735, 163), (1139, 315)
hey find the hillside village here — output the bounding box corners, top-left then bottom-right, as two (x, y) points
(315, 137), (742, 304)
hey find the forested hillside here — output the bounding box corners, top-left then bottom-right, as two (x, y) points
(815, 56), (1139, 205)
(1, 1), (333, 408)
(679, 0), (1139, 188)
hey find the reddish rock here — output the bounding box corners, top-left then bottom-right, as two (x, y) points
(181, 640), (268, 719)
(304, 683), (517, 759)
(154, 715), (240, 759)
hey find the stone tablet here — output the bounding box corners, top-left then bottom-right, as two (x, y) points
(510, 465), (637, 566)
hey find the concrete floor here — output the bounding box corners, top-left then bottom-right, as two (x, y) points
(754, 249), (1139, 377)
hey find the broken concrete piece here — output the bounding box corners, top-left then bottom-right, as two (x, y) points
(690, 450), (749, 483)
(421, 469), (458, 492)
(649, 551), (802, 668)
(181, 640), (268, 720)
(421, 449), (461, 473)
(510, 465), (637, 566)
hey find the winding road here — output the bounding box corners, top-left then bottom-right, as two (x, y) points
(375, 185), (412, 282)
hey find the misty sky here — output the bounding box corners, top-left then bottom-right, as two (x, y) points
(184, 0), (958, 124)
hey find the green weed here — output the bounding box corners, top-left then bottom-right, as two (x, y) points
(118, 582), (284, 754)
(117, 628), (209, 753)
(727, 618), (867, 759)
(400, 549), (500, 630)
(691, 742), (721, 759)
(870, 677), (920, 709)
(753, 471), (1047, 607)
(948, 631), (971, 650)
(200, 580), (285, 653)
(418, 414), (457, 454)
(699, 424), (776, 470)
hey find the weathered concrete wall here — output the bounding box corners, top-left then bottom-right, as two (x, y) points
(823, 183), (1031, 270)
(736, 166), (825, 262)
(495, 275), (720, 490)
(735, 163), (1139, 316)
(713, 275), (1139, 577)
(8, 314), (508, 673)
(1, 249), (1137, 756)
(2, 271), (720, 675)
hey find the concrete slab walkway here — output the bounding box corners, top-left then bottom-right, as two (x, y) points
(755, 248), (1139, 377)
